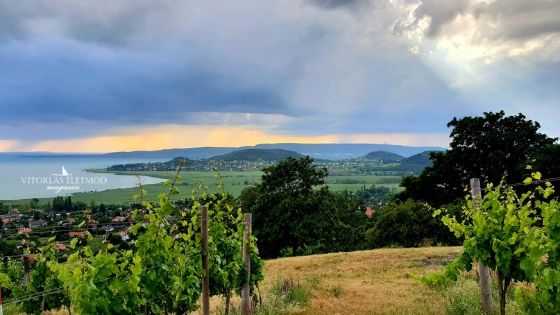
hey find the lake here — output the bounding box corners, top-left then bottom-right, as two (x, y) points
(0, 155), (165, 200)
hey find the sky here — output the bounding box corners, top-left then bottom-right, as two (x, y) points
(0, 0), (559, 152)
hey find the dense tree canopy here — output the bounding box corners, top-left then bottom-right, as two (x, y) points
(534, 144), (560, 191)
(240, 157), (367, 258)
(400, 111), (556, 206)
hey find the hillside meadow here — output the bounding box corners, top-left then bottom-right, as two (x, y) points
(255, 246), (461, 315)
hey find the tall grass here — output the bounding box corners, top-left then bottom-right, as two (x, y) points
(218, 278), (313, 315)
(437, 274), (526, 315)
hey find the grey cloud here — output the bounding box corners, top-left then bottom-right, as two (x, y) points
(402, 0), (560, 41)
(412, 0), (470, 36)
(307, 0), (367, 9)
(0, 40), (288, 133)
(0, 1), (161, 45)
(474, 0), (560, 41)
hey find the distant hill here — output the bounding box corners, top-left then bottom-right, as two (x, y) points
(253, 143), (444, 159)
(398, 151), (435, 172)
(105, 143), (445, 160)
(2, 143), (445, 161)
(107, 157), (192, 172)
(363, 151), (403, 163)
(209, 149), (303, 161)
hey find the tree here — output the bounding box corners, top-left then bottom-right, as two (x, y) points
(400, 111), (556, 206)
(240, 157), (367, 258)
(29, 198), (40, 210)
(355, 185), (393, 207)
(534, 144), (560, 191)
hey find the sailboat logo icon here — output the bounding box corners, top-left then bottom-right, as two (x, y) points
(52, 166), (72, 177)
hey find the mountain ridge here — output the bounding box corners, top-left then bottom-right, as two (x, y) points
(363, 151), (404, 163)
(0, 143), (446, 160)
(209, 148), (303, 161)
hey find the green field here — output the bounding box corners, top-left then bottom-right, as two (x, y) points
(73, 170), (263, 204)
(7, 170), (402, 205)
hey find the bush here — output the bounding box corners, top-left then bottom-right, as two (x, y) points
(366, 200), (458, 248)
(271, 278), (311, 307)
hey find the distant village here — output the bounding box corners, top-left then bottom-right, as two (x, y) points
(107, 156), (421, 175)
(0, 200), (137, 257)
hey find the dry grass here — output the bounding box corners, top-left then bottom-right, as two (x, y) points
(259, 247), (462, 315)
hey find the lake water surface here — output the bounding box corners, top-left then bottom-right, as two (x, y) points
(0, 155), (165, 200)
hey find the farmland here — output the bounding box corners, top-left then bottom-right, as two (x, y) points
(60, 170), (402, 204)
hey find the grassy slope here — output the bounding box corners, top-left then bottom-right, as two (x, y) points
(258, 247), (461, 315)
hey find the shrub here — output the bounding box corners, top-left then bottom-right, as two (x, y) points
(366, 200), (458, 248)
(271, 278), (311, 307)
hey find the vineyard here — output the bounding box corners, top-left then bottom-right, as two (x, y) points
(0, 175), (263, 315)
(4, 174), (560, 315)
(422, 173), (560, 315)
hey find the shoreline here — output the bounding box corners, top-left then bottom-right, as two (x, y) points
(0, 168), (166, 204)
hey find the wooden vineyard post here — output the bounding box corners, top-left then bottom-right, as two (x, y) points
(201, 206), (210, 315)
(471, 178), (493, 315)
(241, 213), (252, 315)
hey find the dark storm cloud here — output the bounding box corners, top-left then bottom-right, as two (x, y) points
(0, 1), (156, 45)
(0, 0), (559, 145)
(0, 40), (287, 137)
(400, 0), (560, 41)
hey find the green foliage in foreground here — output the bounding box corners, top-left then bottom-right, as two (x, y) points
(442, 274), (525, 315)
(0, 178), (264, 314)
(424, 172), (560, 315)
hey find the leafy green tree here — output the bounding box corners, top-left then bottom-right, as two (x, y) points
(29, 198), (40, 210)
(0, 202), (7, 214)
(241, 157), (369, 257)
(355, 185), (393, 207)
(534, 144), (560, 191)
(400, 111), (555, 206)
